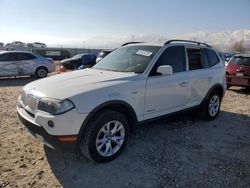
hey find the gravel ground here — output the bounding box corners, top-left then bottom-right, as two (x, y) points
(0, 76), (250, 188)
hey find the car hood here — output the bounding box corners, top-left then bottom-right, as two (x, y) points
(23, 68), (139, 99)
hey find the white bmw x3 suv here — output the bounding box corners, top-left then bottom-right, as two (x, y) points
(17, 40), (226, 162)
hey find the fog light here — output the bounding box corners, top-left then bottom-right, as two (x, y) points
(47, 120), (54, 128)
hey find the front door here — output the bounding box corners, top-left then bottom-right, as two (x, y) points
(144, 45), (189, 120)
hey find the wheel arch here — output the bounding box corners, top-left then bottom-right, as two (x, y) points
(77, 100), (138, 141)
(35, 65), (48, 73)
(202, 83), (224, 105)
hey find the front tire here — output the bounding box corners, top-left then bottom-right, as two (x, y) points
(80, 110), (129, 163)
(200, 90), (222, 120)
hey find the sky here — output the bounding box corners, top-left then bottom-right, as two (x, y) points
(0, 0), (250, 48)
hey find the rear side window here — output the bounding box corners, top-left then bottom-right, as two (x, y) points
(187, 48), (203, 70)
(203, 49), (219, 67)
(0, 53), (12, 61)
(0, 53), (19, 61)
(15, 53), (36, 61)
(150, 46), (186, 76)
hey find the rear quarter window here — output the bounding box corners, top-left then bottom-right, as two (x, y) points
(203, 49), (219, 67)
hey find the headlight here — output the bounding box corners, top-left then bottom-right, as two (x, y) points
(38, 98), (75, 115)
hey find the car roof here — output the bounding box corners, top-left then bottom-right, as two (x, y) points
(124, 40), (212, 49)
(0, 51), (34, 55)
(234, 54), (250, 57)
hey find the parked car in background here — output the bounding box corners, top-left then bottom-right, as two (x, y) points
(27, 42), (47, 48)
(60, 54), (96, 71)
(226, 54), (250, 89)
(17, 40), (226, 162)
(96, 50), (112, 63)
(11, 41), (26, 47)
(4, 43), (12, 47)
(0, 42), (4, 47)
(0, 51), (55, 78)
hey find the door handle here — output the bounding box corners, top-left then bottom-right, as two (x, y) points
(208, 77), (213, 82)
(179, 82), (187, 87)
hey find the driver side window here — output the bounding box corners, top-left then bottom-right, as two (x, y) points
(150, 46), (186, 76)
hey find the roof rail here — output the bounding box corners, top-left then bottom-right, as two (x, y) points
(121, 42), (144, 46)
(164, 39), (211, 48)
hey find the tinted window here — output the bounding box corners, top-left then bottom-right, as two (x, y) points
(187, 48), (203, 70)
(0, 53), (15, 61)
(150, 46), (186, 76)
(202, 49), (210, 68)
(15, 53), (36, 61)
(205, 49), (219, 67)
(229, 57), (250, 65)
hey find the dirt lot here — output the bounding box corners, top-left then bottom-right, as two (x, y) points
(0, 76), (250, 188)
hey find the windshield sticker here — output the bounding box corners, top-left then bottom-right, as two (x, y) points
(136, 50), (153, 57)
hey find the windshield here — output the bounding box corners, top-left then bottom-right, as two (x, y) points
(229, 57), (250, 65)
(93, 45), (160, 73)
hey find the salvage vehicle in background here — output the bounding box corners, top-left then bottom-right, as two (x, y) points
(27, 42), (47, 48)
(226, 54), (250, 89)
(59, 54), (96, 71)
(11, 41), (26, 47)
(17, 40), (226, 163)
(0, 51), (54, 78)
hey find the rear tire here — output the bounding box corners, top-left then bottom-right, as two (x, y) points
(200, 90), (222, 120)
(35, 67), (48, 78)
(80, 110), (129, 163)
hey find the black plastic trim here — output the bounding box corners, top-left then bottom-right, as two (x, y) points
(18, 111), (77, 152)
(165, 39), (211, 48)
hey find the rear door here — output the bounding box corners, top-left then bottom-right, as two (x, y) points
(16, 53), (37, 75)
(0, 53), (18, 76)
(186, 48), (219, 106)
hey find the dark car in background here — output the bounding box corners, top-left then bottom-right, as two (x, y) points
(60, 54), (97, 70)
(96, 50), (112, 63)
(226, 54), (250, 89)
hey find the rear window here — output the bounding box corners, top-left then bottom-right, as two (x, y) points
(229, 57), (250, 65)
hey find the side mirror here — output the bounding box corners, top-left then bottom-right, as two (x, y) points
(157, 65), (173, 76)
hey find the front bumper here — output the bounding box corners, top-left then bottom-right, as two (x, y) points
(18, 111), (78, 151)
(16, 102), (87, 152)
